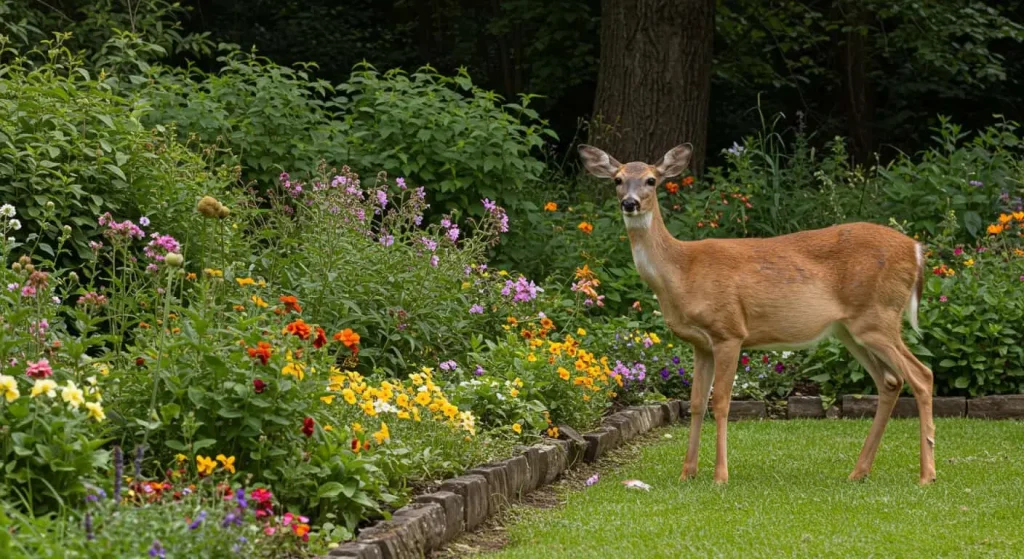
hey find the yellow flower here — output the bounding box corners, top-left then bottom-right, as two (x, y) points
(546, 426), (559, 438)
(342, 388), (357, 405)
(396, 393), (410, 408)
(513, 377), (523, 388)
(321, 395), (336, 404)
(94, 363), (110, 376)
(577, 328), (587, 336)
(373, 422), (390, 444)
(412, 407), (422, 422)
(30, 379), (58, 398)
(61, 381), (85, 409)
(498, 270), (509, 277)
(415, 391), (432, 406)
(510, 388), (520, 398)
(461, 281), (471, 290)
(258, 279), (267, 288)
(360, 401), (377, 416)
(324, 424), (333, 431)
(397, 410), (410, 420)
(251, 295), (268, 308)
(649, 333), (661, 344)
(196, 455), (217, 476)
(216, 454), (236, 474)
(527, 353), (537, 362)
(352, 423), (363, 433)
(410, 373), (424, 386)
(236, 277), (256, 287)
(965, 258), (975, 267)
(175, 454), (187, 463)
(85, 401), (106, 422)
(512, 423), (522, 434)
(0, 375), (20, 403)
(442, 403), (459, 419)
(558, 367), (571, 381)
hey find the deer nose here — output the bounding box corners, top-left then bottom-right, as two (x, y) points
(621, 198), (640, 213)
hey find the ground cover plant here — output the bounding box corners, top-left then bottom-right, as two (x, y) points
(483, 419), (1024, 559)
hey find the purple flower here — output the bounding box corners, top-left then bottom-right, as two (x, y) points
(441, 218), (451, 228)
(7, 282), (18, 292)
(354, 208), (366, 222)
(420, 237), (438, 252)
(379, 235), (394, 247)
(144, 233), (181, 262)
(84, 512), (94, 541)
(376, 190), (388, 208)
(439, 360), (457, 371)
(113, 445), (124, 503)
(672, 356), (681, 365)
(660, 367), (670, 380)
(585, 474), (599, 486)
(146, 263), (159, 273)
(414, 215), (423, 226)
(415, 187), (426, 200)
(465, 265), (473, 276)
(469, 304), (484, 314)
(236, 488), (248, 509)
(396, 177), (406, 190)
(189, 510), (207, 530)
(474, 365), (485, 377)
(677, 367), (686, 376)
(502, 276), (541, 304)
(448, 227), (460, 243)
(430, 255), (439, 267)
(148, 540), (165, 558)
(774, 362), (785, 373)
(222, 512), (243, 528)
(482, 198), (497, 212)
(969, 180), (984, 187)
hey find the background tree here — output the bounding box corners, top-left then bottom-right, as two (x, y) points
(589, 0), (715, 171)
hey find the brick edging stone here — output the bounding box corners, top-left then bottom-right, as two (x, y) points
(324, 402), (679, 558)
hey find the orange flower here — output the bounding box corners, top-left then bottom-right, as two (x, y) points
(682, 176), (694, 186)
(248, 341), (273, 365)
(279, 295), (302, 314)
(998, 213), (1013, 224)
(1014, 212), (1024, 221)
(283, 319), (312, 340)
(334, 328), (361, 354)
(665, 182), (680, 194)
(544, 202), (558, 212)
(233, 305), (245, 312)
(577, 222), (594, 234)
(987, 224), (1004, 235)
(313, 327), (328, 349)
(540, 317), (554, 330)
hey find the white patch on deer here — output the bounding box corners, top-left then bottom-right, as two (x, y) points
(907, 243), (923, 333)
(623, 212), (652, 230)
(631, 243), (659, 282)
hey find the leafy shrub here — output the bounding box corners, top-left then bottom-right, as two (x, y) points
(0, 37), (232, 263)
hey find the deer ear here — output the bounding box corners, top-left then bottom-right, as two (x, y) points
(655, 144), (693, 178)
(578, 144), (621, 178)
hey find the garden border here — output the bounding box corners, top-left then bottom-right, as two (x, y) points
(323, 394), (1023, 558)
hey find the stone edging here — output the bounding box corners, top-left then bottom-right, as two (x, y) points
(787, 394), (1024, 420)
(323, 401), (684, 558)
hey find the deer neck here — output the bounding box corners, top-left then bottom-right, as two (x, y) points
(624, 204), (679, 286)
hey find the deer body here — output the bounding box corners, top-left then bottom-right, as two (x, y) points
(581, 143), (935, 485)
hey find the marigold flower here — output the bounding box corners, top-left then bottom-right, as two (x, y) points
(196, 455), (217, 476)
(251, 295), (267, 308)
(313, 327), (328, 349)
(1013, 211), (1024, 221)
(665, 181), (680, 194)
(544, 202), (558, 212)
(248, 341), (273, 365)
(236, 277), (256, 287)
(283, 319), (312, 340)
(334, 328), (361, 354)
(987, 224), (1004, 235)
(547, 426), (559, 438)
(558, 367), (571, 381)
(216, 454), (236, 474)
(577, 222), (594, 234)
(279, 295), (302, 314)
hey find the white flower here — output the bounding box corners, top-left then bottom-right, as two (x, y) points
(52, 296), (61, 305)
(0, 204), (15, 218)
(8, 219), (21, 231)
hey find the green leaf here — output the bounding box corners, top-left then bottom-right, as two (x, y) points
(192, 439), (217, 452)
(318, 481), (345, 498)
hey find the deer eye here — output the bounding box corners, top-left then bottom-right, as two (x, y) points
(646, 177), (656, 186)
(614, 177), (623, 185)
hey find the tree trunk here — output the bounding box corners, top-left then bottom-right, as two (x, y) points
(590, 0), (715, 172)
(835, 3), (876, 165)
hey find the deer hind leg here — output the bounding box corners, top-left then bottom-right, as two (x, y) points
(836, 324), (903, 481)
(849, 323), (936, 485)
(710, 340), (742, 484)
(681, 347), (714, 480)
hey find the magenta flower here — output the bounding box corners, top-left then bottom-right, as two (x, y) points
(953, 247), (963, 256)
(940, 295), (948, 302)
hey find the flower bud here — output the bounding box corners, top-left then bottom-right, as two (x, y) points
(62, 225), (72, 235)
(164, 253), (184, 268)
(68, 272), (79, 284)
(24, 264), (34, 273)
(45, 201), (55, 211)
(11, 262), (21, 272)
(197, 196), (222, 218)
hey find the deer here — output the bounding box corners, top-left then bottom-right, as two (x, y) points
(578, 143), (936, 486)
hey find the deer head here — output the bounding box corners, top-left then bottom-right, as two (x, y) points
(578, 144), (692, 227)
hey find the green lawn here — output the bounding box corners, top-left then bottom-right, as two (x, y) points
(485, 419), (1024, 559)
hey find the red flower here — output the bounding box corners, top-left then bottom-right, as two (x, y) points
(279, 295), (302, 314)
(251, 488), (274, 517)
(762, 354), (770, 364)
(740, 355), (750, 366)
(682, 176), (695, 186)
(253, 379), (267, 394)
(283, 319), (312, 340)
(665, 181), (680, 194)
(313, 327), (327, 349)
(247, 341), (273, 365)
(301, 417), (314, 437)
(135, 357), (146, 367)
(351, 438), (361, 453)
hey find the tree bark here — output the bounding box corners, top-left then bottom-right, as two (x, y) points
(590, 0), (715, 172)
(836, 3), (876, 165)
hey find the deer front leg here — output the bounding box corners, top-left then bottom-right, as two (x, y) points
(681, 347), (714, 480)
(711, 341), (742, 484)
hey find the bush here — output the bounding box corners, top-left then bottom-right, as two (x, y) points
(0, 37), (233, 264)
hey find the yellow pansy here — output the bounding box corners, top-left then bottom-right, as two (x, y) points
(85, 401), (106, 422)
(61, 381), (85, 409)
(30, 379), (58, 398)
(0, 375), (20, 403)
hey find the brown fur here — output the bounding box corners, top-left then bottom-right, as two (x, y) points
(579, 143), (936, 485)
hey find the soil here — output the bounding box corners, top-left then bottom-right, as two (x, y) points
(429, 427), (671, 558)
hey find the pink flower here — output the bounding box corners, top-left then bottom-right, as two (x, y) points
(264, 526), (276, 536)
(282, 512), (294, 526)
(953, 247), (963, 256)
(939, 295), (948, 302)
(26, 358), (53, 379)
(20, 285), (36, 298)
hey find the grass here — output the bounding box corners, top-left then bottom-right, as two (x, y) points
(483, 419), (1024, 558)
